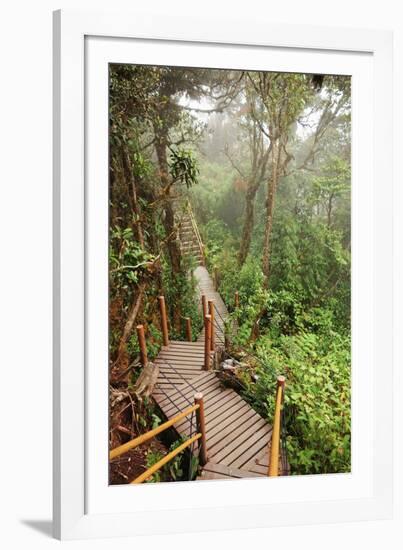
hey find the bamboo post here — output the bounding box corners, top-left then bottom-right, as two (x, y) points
(136, 324), (148, 367)
(131, 433), (202, 484)
(208, 299), (215, 352)
(234, 291), (240, 308)
(158, 295), (169, 347)
(203, 314), (212, 370)
(194, 393), (208, 466)
(201, 294), (207, 319)
(268, 375), (286, 477)
(185, 317), (192, 342)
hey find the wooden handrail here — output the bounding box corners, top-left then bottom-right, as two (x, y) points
(111, 394), (208, 484)
(110, 403), (199, 460)
(131, 433), (202, 484)
(187, 200), (205, 265)
(268, 375), (286, 477)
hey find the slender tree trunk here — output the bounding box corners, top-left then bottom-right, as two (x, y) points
(327, 193), (334, 227)
(112, 282), (146, 382)
(262, 144), (281, 289)
(238, 137), (271, 267)
(154, 131), (183, 331)
(154, 137), (181, 269)
(238, 181), (260, 266)
(250, 143), (282, 341)
(121, 145), (145, 249)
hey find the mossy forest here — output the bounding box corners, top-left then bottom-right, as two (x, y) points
(109, 64), (351, 484)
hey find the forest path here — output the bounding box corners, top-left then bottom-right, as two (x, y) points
(152, 266), (281, 479)
(194, 266), (226, 347)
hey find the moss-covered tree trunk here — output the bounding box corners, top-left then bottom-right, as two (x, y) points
(154, 131), (183, 332)
(121, 143), (145, 249)
(238, 181), (259, 266)
(262, 142), (281, 289)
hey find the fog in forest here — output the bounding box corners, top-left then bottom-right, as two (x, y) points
(109, 66), (351, 483)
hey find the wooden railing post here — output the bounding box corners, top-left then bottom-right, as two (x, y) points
(201, 294), (207, 319)
(194, 393), (208, 466)
(110, 402), (200, 460)
(158, 295), (169, 347)
(234, 291), (240, 308)
(136, 324), (148, 367)
(208, 299), (215, 352)
(185, 317), (192, 342)
(268, 375), (286, 477)
(213, 267), (219, 289)
(203, 314), (211, 370)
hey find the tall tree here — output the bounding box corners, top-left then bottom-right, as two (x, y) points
(224, 82), (272, 266)
(248, 73), (350, 338)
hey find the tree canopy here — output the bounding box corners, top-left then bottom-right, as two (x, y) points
(109, 64), (351, 479)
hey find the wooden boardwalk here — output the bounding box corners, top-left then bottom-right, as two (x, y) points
(195, 266), (226, 346)
(152, 266), (282, 480)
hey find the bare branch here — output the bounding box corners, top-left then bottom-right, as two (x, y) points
(223, 146), (247, 179)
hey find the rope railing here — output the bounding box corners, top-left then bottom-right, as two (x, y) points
(280, 400), (289, 475)
(187, 200), (205, 265)
(132, 288), (288, 481)
(212, 322), (225, 345)
(154, 360), (200, 480)
(157, 369), (192, 411)
(158, 357), (199, 408)
(210, 293), (289, 476)
(157, 357), (199, 423)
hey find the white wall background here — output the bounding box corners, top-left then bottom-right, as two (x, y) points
(0, 1), (401, 548)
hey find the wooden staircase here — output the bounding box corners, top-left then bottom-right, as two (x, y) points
(152, 266), (287, 481)
(110, 199), (287, 483)
(176, 200), (205, 266)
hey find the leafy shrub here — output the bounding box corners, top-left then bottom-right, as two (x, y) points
(109, 226), (156, 293)
(244, 330), (351, 475)
(161, 256), (203, 341)
(145, 437), (196, 483)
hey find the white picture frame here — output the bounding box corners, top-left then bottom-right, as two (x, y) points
(53, 9), (393, 540)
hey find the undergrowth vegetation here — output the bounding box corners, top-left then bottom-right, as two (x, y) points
(197, 174), (351, 474)
(109, 64), (351, 480)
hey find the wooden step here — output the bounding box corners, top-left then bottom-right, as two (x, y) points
(150, 265), (285, 479)
(197, 462), (264, 481)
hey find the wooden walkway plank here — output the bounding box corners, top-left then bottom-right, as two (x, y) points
(151, 259), (281, 481)
(225, 426), (272, 469)
(156, 375), (220, 414)
(207, 407), (262, 451)
(174, 388), (241, 436)
(197, 462), (263, 481)
(209, 419), (270, 463)
(175, 389), (234, 433)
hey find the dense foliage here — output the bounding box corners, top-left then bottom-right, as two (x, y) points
(109, 64), (351, 479)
